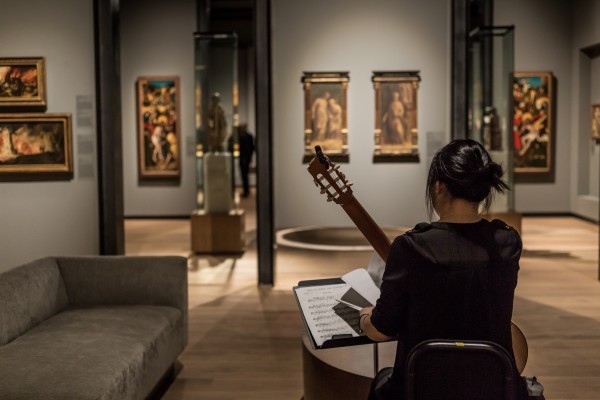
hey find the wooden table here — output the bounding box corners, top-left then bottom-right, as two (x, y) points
(302, 334), (398, 400)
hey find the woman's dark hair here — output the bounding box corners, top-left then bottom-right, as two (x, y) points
(425, 139), (509, 219)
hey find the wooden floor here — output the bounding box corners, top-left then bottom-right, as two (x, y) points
(125, 194), (599, 400)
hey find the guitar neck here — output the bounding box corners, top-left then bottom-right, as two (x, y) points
(340, 197), (391, 262)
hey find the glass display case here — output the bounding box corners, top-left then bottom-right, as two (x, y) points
(468, 26), (516, 216)
(194, 32), (239, 212)
(191, 32), (245, 254)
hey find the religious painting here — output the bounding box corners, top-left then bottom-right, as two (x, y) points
(592, 104), (600, 141)
(372, 71), (420, 162)
(0, 113), (72, 175)
(302, 72), (349, 163)
(512, 72), (555, 174)
(0, 57), (47, 110)
(136, 76), (181, 179)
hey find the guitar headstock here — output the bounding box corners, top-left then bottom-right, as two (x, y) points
(307, 146), (353, 205)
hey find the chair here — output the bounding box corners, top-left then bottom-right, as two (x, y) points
(405, 340), (516, 400)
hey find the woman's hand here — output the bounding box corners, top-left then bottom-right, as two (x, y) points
(359, 306), (392, 342)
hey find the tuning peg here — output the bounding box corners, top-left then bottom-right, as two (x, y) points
(333, 165), (340, 171)
(320, 189), (326, 194)
(313, 179), (319, 187)
(326, 197), (333, 202)
(347, 182), (353, 187)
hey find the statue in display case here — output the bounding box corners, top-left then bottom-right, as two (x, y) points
(208, 92), (227, 153)
(190, 32), (245, 254)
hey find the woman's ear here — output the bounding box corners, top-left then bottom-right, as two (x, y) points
(434, 181), (445, 195)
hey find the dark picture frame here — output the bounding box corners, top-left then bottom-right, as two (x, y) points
(0, 113), (72, 175)
(136, 76), (181, 179)
(512, 72), (555, 174)
(301, 72), (349, 163)
(372, 71), (420, 162)
(0, 57), (47, 110)
(592, 104), (600, 141)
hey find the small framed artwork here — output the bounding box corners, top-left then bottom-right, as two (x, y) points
(301, 72), (349, 163)
(372, 71), (420, 162)
(0, 57), (47, 110)
(512, 72), (555, 174)
(592, 104), (600, 141)
(136, 76), (181, 179)
(0, 113), (72, 175)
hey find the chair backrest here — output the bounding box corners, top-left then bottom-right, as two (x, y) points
(406, 340), (515, 400)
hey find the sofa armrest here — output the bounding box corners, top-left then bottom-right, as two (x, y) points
(56, 256), (188, 346)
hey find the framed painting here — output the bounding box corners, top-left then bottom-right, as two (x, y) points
(512, 72), (555, 174)
(372, 71), (420, 162)
(0, 113), (72, 175)
(136, 76), (181, 179)
(0, 57), (47, 110)
(301, 72), (349, 163)
(592, 104), (600, 141)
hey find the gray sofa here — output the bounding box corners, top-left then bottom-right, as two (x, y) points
(0, 256), (188, 400)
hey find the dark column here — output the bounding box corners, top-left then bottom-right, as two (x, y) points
(197, 0), (210, 30)
(94, 0), (124, 255)
(254, 0), (275, 285)
(451, 0), (469, 139)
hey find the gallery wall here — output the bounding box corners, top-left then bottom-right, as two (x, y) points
(120, 0), (197, 217)
(495, 0), (574, 214)
(0, 0), (99, 272)
(271, 0), (451, 229)
(570, 0), (600, 221)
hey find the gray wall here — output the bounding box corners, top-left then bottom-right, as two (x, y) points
(496, 0), (599, 222)
(570, 0), (600, 221)
(272, 0), (451, 229)
(495, 0), (574, 214)
(120, 0), (197, 216)
(0, 0), (99, 273)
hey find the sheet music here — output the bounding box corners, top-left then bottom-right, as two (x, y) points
(341, 268), (381, 305)
(294, 283), (359, 347)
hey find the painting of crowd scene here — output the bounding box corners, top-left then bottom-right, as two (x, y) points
(0, 114), (72, 174)
(512, 72), (554, 173)
(373, 71), (420, 160)
(0, 57), (46, 109)
(137, 76), (180, 178)
(302, 72), (349, 162)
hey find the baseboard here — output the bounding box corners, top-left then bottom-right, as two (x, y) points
(125, 215), (191, 220)
(521, 212), (599, 224)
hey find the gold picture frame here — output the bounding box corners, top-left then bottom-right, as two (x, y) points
(0, 113), (73, 175)
(512, 71), (555, 174)
(0, 57), (47, 110)
(136, 76), (181, 179)
(372, 71), (420, 162)
(301, 72), (349, 163)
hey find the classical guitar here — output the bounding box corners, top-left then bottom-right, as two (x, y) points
(306, 145), (528, 373)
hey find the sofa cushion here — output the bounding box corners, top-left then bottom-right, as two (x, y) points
(0, 305), (183, 400)
(0, 257), (68, 346)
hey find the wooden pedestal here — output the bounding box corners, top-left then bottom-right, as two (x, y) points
(190, 209), (245, 254)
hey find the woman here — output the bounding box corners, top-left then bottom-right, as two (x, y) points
(360, 139), (528, 400)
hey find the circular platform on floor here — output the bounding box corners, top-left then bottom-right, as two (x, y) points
(276, 226), (407, 252)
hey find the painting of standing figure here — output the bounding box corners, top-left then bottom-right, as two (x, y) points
(0, 57), (46, 110)
(512, 72), (555, 174)
(373, 71), (420, 162)
(137, 76), (181, 179)
(302, 72), (349, 162)
(591, 104), (600, 141)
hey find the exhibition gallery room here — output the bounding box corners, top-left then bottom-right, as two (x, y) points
(1, 0), (600, 399)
